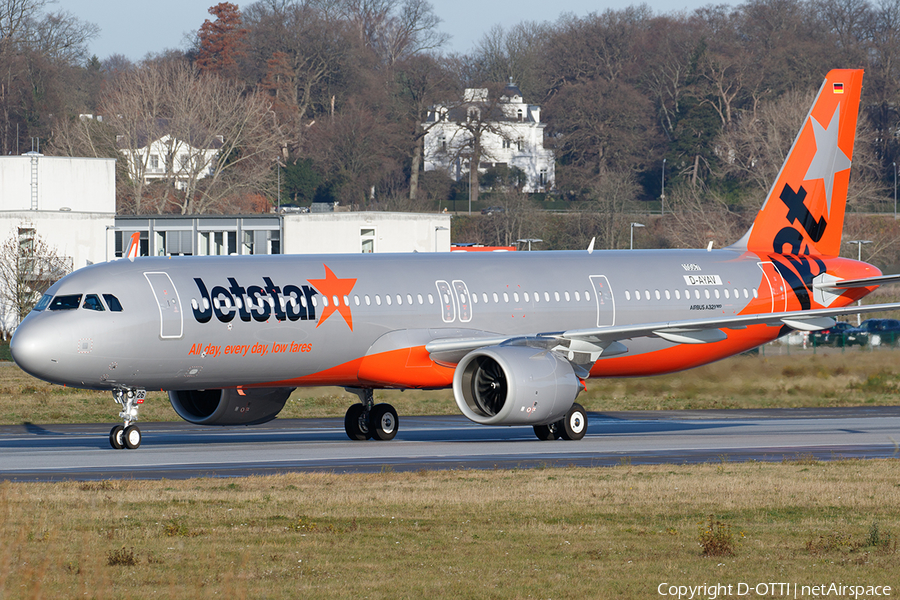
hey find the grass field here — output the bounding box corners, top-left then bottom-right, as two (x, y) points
(2, 346), (900, 425)
(1, 460), (898, 598)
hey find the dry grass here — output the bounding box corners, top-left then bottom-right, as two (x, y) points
(1, 460), (898, 598)
(3, 346), (900, 424)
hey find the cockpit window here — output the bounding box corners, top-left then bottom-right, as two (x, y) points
(33, 294), (52, 312)
(83, 294), (105, 311)
(103, 294), (123, 312)
(48, 294), (82, 310)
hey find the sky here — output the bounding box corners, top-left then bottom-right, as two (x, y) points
(59, 0), (731, 62)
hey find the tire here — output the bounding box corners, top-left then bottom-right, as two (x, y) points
(344, 403), (370, 441)
(370, 404), (398, 441)
(123, 425), (141, 449)
(109, 425), (124, 450)
(533, 424), (559, 441)
(559, 403), (587, 441)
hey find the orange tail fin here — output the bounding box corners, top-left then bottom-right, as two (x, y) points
(730, 69), (864, 257)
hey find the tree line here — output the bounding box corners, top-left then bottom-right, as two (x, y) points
(6, 0), (900, 261)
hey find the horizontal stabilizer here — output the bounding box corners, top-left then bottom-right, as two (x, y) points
(815, 273), (900, 289)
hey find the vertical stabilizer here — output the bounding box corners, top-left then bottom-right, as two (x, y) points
(125, 232), (141, 261)
(730, 69), (863, 257)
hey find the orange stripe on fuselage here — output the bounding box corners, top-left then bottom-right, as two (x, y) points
(248, 345), (455, 389)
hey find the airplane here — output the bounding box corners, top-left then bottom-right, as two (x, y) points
(10, 68), (900, 450)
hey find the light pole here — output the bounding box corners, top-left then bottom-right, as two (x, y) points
(661, 158), (666, 216)
(848, 239), (872, 324)
(517, 238), (542, 251)
(630, 222), (644, 250)
(893, 161), (896, 218)
(434, 226), (448, 252)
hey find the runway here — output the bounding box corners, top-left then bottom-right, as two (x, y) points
(1, 407), (899, 481)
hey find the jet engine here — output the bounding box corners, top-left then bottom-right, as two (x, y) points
(452, 345), (582, 426)
(168, 387), (295, 426)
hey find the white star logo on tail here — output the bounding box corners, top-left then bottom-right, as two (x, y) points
(804, 103), (852, 216)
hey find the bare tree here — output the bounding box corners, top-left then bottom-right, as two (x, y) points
(478, 188), (541, 247)
(52, 60), (282, 214)
(577, 167), (641, 249)
(307, 97), (401, 207)
(336, 0), (447, 66)
(465, 21), (549, 102)
(245, 1), (355, 151)
(666, 183), (748, 249)
(716, 88), (816, 196)
(163, 65), (282, 214)
(0, 0), (98, 153)
(716, 85), (884, 210)
(396, 53), (457, 202)
(0, 225), (71, 339)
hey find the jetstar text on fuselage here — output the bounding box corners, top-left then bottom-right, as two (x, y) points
(191, 277), (318, 324)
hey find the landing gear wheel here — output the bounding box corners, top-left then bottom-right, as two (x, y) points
(559, 403), (587, 441)
(533, 423), (560, 441)
(109, 425), (125, 449)
(111, 388), (145, 449)
(370, 404), (398, 441)
(123, 425), (142, 449)
(344, 403), (371, 441)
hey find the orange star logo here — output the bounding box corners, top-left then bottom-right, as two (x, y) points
(307, 264), (357, 331)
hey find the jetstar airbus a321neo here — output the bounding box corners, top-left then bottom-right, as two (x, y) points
(11, 69), (900, 449)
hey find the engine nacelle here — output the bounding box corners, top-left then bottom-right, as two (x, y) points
(168, 387), (294, 426)
(452, 345), (582, 426)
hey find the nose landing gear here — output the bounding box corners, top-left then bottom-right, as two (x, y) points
(109, 388), (146, 449)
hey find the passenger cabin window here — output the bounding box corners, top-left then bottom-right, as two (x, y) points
(49, 294), (82, 310)
(83, 295), (105, 311)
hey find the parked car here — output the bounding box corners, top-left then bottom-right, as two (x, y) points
(810, 321), (865, 347)
(481, 206), (505, 215)
(847, 318), (900, 347)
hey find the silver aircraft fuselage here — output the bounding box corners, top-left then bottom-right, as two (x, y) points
(9, 247), (876, 393)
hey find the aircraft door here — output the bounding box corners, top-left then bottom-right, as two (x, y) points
(589, 275), (615, 327)
(452, 280), (472, 322)
(435, 280), (455, 323)
(757, 262), (787, 313)
(144, 272), (183, 339)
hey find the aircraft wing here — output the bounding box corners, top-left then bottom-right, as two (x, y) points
(425, 301), (900, 364)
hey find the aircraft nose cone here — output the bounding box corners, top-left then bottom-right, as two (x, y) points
(10, 317), (58, 380)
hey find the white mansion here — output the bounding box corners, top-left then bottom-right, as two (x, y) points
(422, 83), (555, 193)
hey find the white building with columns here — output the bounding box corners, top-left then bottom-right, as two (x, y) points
(422, 83), (555, 193)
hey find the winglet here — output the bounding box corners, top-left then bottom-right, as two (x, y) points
(729, 69), (864, 257)
(125, 232), (141, 261)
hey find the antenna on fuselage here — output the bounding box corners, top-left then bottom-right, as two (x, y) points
(587, 237), (595, 254)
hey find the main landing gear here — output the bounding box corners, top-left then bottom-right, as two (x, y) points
(109, 388), (146, 450)
(343, 388), (398, 441)
(532, 403), (587, 441)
